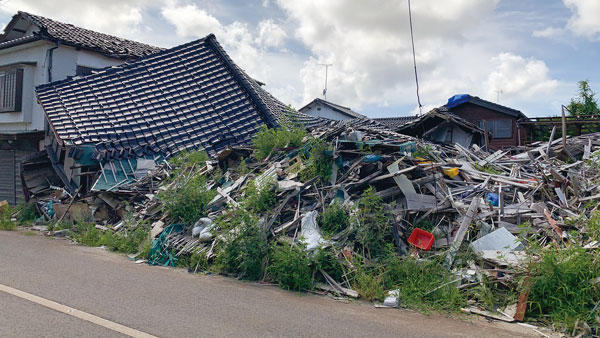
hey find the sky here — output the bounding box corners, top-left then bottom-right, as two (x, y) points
(0, 0), (598, 118)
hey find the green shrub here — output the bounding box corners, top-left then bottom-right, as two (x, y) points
(268, 243), (313, 291)
(313, 248), (345, 282)
(16, 202), (38, 225)
(168, 149), (210, 168)
(298, 138), (331, 182)
(252, 125), (306, 160)
(318, 202), (348, 238)
(524, 246), (600, 331)
(160, 172), (216, 224)
(215, 211), (267, 280)
(72, 221), (102, 246)
(353, 265), (385, 301)
(354, 187), (391, 258)
(244, 178), (277, 213)
(101, 225), (149, 254)
(0, 204), (16, 231)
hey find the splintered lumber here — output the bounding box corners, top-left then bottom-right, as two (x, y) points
(445, 196), (480, 267)
(404, 192), (438, 211)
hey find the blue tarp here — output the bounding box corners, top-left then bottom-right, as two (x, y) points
(446, 94), (470, 109)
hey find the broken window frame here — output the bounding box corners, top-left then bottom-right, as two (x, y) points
(480, 119), (512, 139)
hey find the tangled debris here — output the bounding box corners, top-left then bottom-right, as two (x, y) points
(22, 125), (600, 335)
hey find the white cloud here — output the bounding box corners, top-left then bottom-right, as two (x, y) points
(564, 0), (600, 39)
(484, 53), (558, 100)
(160, 3), (222, 37)
(0, 0), (150, 38)
(256, 19), (287, 48)
(532, 26), (564, 38)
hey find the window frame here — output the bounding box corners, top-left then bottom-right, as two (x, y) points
(0, 67), (23, 113)
(479, 119), (513, 139)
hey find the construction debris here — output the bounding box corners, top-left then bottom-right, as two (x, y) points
(21, 125), (600, 335)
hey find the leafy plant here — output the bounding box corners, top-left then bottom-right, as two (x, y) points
(16, 202), (38, 225)
(0, 204), (15, 230)
(215, 210), (267, 280)
(168, 149), (210, 168)
(317, 202), (349, 238)
(160, 171), (216, 224)
(268, 243), (313, 291)
(243, 178), (277, 213)
(523, 246), (600, 332)
(252, 124), (306, 160)
(353, 263), (385, 301)
(353, 187), (391, 258)
(298, 138), (331, 182)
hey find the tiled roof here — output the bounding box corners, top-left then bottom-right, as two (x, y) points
(445, 94), (526, 119)
(36, 34), (322, 161)
(373, 116), (418, 129)
(0, 11), (162, 58)
(395, 107), (486, 136)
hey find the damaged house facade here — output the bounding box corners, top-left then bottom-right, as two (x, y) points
(32, 34), (316, 196)
(0, 11), (161, 203)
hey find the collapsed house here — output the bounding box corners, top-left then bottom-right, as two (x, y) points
(30, 34), (324, 195)
(0, 11), (162, 204)
(394, 108), (486, 148)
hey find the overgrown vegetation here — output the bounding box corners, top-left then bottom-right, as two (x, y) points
(16, 202), (39, 225)
(268, 243), (313, 291)
(522, 246), (600, 331)
(243, 178), (277, 213)
(317, 201), (349, 238)
(0, 204), (16, 231)
(252, 124), (306, 160)
(160, 151), (216, 224)
(215, 210), (267, 280)
(298, 138), (332, 182)
(353, 187), (391, 258)
(71, 221), (149, 254)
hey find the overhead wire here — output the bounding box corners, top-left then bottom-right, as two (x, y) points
(407, 0), (423, 114)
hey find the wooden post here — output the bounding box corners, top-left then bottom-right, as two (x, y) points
(483, 120), (489, 152)
(561, 105), (567, 152)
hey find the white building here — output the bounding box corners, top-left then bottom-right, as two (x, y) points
(0, 11), (161, 203)
(298, 98), (366, 121)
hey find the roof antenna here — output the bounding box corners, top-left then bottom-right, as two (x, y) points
(408, 0), (423, 114)
(496, 89), (503, 103)
(319, 63), (332, 100)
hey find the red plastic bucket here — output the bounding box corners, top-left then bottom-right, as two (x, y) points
(407, 228), (435, 251)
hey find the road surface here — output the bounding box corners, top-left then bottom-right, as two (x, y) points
(0, 230), (536, 338)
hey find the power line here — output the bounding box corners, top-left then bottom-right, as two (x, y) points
(407, 0), (422, 114)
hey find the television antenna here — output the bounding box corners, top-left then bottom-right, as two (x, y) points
(319, 63), (333, 100)
(496, 89), (503, 103)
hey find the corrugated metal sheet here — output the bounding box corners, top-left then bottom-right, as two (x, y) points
(0, 150), (15, 204)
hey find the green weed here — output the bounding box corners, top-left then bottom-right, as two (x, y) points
(252, 125), (306, 160)
(215, 210), (267, 280)
(244, 178), (277, 213)
(0, 204), (16, 230)
(523, 246), (600, 332)
(16, 202), (38, 225)
(354, 187), (391, 259)
(160, 171), (216, 224)
(268, 243), (313, 291)
(317, 202), (349, 238)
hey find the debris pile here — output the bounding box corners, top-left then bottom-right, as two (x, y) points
(24, 126), (600, 334)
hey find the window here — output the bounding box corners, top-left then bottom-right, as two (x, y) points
(76, 65), (99, 77)
(479, 119), (512, 138)
(0, 68), (23, 112)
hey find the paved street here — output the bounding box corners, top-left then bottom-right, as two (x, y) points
(0, 231), (535, 338)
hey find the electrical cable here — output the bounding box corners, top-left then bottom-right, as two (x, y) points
(408, 0), (423, 114)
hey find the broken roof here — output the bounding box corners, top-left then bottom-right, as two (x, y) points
(0, 11), (162, 59)
(36, 34), (323, 161)
(299, 98), (367, 119)
(373, 116), (419, 129)
(395, 108), (486, 139)
(446, 94), (526, 119)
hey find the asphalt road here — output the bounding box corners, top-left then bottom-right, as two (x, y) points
(0, 231), (536, 338)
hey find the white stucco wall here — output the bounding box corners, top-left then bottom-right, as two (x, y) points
(300, 102), (352, 121)
(0, 40), (122, 132)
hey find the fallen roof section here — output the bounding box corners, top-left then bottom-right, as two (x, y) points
(373, 116), (419, 129)
(36, 34), (322, 161)
(0, 11), (163, 59)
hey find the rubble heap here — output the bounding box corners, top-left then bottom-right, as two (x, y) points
(23, 125), (600, 334)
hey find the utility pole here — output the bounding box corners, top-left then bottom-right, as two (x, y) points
(319, 63), (332, 100)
